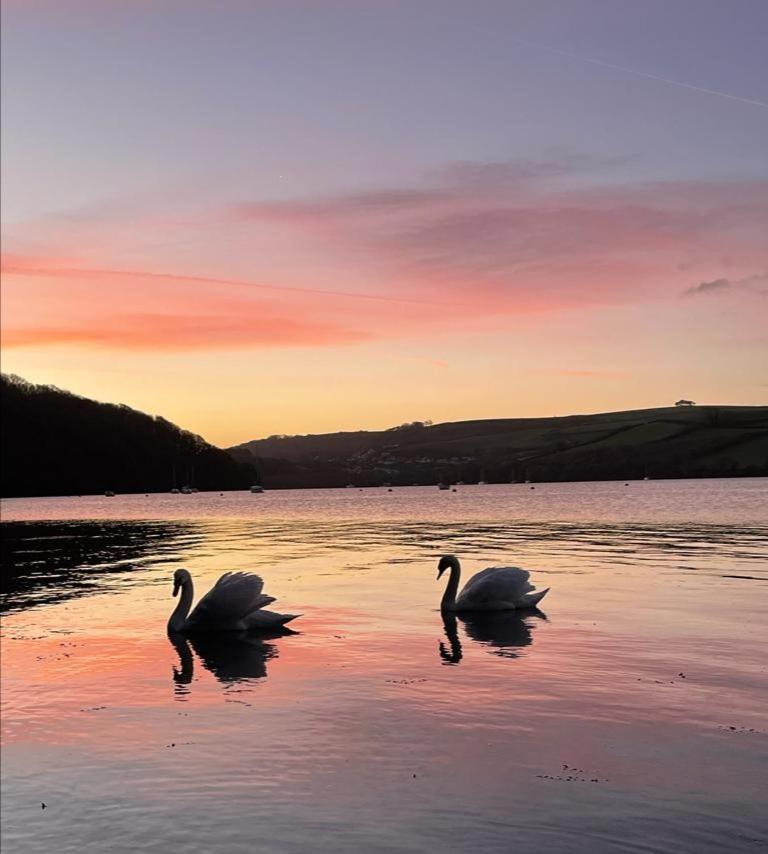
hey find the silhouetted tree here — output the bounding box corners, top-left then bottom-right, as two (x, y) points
(0, 374), (256, 497)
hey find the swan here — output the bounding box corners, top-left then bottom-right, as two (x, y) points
(167, 568), (300, 633)
(437, 554), (549, 612)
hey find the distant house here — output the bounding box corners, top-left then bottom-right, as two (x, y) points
(675, 399), (696, 406)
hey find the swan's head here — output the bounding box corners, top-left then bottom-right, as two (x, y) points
(437, 554), (460, 579)
(172, 568), (191, 597)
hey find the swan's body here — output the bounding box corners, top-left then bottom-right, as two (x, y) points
(167, 569), (300, 633)
(437, 555), (549, 612)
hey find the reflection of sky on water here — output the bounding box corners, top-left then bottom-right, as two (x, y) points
(1, 481), (767, 854)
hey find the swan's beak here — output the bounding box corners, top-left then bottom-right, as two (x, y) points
(437, 568), (445, 580)
(172, 581), (180, 597)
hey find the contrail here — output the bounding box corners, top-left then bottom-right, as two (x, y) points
(477, 28), (768, 110)
(1, 262), (454, 307)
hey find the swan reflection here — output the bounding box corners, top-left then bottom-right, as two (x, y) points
(439, 613), (463, 664)
(440, 610), (545, 664)
(169, 629), (293, 692)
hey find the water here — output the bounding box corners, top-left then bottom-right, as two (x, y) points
(2, 480), (767, 853)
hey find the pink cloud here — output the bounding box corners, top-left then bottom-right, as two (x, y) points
(0, 255), (469, 352)
(3, 159), (767, 354)
(231, 167), (768, 311)
(1, 257), (376, 350)
(0, 254), (444, 307)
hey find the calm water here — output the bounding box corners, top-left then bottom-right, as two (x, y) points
(2, 480), (767, 853)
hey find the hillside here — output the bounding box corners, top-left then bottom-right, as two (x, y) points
(0, 374), (256, 497)
(230, 406), (768, 488)
(2, 374), (765, 497)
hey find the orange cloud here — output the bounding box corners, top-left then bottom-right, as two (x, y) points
(2, 312), (370, 350)
(0, 255), (518, 354)
(559, 370), (633, 379)
(1, 257), (381, 350)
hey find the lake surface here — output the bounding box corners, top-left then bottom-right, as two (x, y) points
(2, 480), (767, 853)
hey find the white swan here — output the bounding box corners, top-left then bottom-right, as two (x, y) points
(167, 568), (300, 633)
(437, 554), (549, 612)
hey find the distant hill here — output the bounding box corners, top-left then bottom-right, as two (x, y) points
(230, 406), (768, 488)
(0, 374), (256, 497)
(2, 373), (765, 498)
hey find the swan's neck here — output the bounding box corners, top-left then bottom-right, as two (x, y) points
(168, 578), (194, 633)
(441, 560), (461, 611)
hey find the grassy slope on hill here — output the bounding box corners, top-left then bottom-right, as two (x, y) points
(230, 406), (768, 487)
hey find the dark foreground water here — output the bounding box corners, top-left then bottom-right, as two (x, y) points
(1, 480), (767, 853)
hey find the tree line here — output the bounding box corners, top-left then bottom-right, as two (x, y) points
(1, 374), (256, 497)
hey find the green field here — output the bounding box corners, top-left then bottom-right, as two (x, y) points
(231, 406), (768, 487)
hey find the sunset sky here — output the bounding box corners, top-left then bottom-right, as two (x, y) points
(2, 0), (767, 447)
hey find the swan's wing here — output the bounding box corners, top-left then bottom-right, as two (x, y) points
(461, 566), (532, 593)
(456, 566), (536, 609)
(243, 609), (301, 630)
(189, 572), (275, 626)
